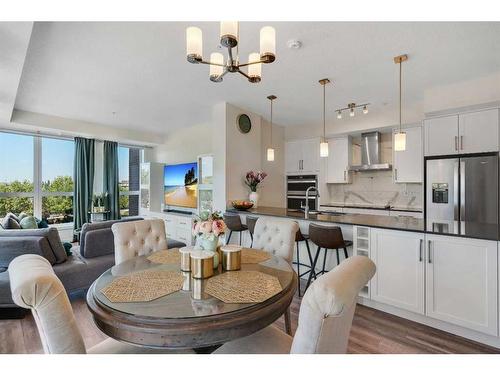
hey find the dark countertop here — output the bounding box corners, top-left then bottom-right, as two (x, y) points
(321, 203), (423, 213)
(226, 206), (499, 240)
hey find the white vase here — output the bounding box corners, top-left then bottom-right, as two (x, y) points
(249, 191), (259, 208)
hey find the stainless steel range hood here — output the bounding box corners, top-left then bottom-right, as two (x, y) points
(349, 131), (392, 172)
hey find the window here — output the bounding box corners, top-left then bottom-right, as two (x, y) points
(118, 146), (141, 217)
(0, 133), (35, 217)
(41, 138), (74, 224)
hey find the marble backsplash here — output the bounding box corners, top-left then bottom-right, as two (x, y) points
(326, 170), (423, 210)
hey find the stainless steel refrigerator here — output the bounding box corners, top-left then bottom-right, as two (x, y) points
(425, 153), (499, 240)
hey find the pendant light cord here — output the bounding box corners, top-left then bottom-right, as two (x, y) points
(270, 99), (273, 145)
(323, 83), (326, 140)
(399, 60), (402, 132)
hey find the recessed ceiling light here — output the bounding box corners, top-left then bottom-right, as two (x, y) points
(287, 39), (302, 49)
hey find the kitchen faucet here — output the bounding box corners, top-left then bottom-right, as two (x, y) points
(301, 186), (320, 218)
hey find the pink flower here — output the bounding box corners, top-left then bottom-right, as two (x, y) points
(199, 220), (213, 234)
(212, 219), (226, 236)
(192, 222), (201, 236)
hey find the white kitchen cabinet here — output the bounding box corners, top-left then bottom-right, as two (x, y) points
(145, 212), (194, 245)
(458, 109), (499, 154)
(370, 229), (425, 314)
(326, 136), (352, 183)
(424, 115), (459, 156)
(425, 234), (498, 335)
(285, 139), (320, 174)
(393, 126), (422, 183)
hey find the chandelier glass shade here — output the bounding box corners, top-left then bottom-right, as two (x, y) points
(186, 22), (276, 83)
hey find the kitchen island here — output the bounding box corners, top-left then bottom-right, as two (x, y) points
(225, 205), (500, 349)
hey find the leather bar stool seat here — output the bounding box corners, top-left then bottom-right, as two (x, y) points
(305, 223), (352, 292)
(293, 228), (316, 297)
(223, 213), (249, 246)
(246, 216), (259, 247)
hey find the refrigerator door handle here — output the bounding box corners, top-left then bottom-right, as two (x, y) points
(460, 160), (465, 222)
(453, 160), (459, 221)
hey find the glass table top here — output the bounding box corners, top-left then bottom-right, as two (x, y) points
(93, 252), (294, 319)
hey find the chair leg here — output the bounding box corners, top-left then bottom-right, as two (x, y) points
(239, 231), (242, 246)
(284, 307), (292, 335)
(305, 247), (321, 291)
(336, 249), (340, 265)
(227, 231), (232, 244)
(343, 247), (349, 259)
(296, 241), (301, 297)
(322, 248), (328, 275)
(250, 233), (253, 248)
(304, 239), (316, 280)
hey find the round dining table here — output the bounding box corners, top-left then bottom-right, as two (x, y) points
(86, 250), (297, 350)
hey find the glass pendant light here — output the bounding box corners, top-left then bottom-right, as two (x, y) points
(337, 110), (342, 119)
(319, 78), (330, 158)
(267, 95), (277, 161)
(394, 54), (408, 151)
(186, 27), (203, 63)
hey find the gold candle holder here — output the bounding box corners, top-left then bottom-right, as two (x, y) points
(192, 278), (209, 300)
(179, 246), (193, 272)
(220, 245), (242, 271)
(190, 250), (214, 279)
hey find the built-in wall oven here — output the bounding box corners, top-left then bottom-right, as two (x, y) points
(287, 175), (318, 211)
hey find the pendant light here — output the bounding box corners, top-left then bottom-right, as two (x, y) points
(319, 78), (330, 158)
(394, 54), (408, 151)
(266, 95), (277, 161)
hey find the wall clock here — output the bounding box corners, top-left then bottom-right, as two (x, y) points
(237, 114), (252, 134)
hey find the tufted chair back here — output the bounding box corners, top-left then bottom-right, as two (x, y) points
(290, 256), (376, 353)
(112, 219), (168, 265)
(9, 254), (87, 354)
(251, 218), (299, 263)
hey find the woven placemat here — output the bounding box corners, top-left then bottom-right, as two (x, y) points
(101, 269), (184, 303)
(241, 248), (271, 264)
(147, 248), (181, 264)
(205, 270), (282, 303)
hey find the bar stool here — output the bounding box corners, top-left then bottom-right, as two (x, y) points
(245, 216), (259, 247)
(305, 223), (352, 292)
(223, 213), (248, 246)
(293, 228), (316, 297)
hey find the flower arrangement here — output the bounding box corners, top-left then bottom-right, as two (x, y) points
(244, 170), (267, 192)
(192, 210), (226, 241)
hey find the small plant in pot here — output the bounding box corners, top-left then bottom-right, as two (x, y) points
(244, 170), (267, 208)
(192, 210), (226, 268)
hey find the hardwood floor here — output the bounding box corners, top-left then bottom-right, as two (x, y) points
(1, 286), (499, 354)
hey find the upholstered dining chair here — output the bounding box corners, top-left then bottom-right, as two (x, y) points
(213, 255), (376, 354)
(112, 219), (168, 265)
(8, 254), (193, 354)
(251, 217), (299, 334)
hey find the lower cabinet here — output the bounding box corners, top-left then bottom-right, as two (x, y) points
(370, 229), (425, 314)
(425, 234), (498, 336)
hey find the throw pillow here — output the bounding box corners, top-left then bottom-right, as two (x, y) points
(1, 215), (21, 229)
(62, 242), (73, 256)
(20, 216), (38, 229)
(18, 212), (28, 221)
(36, 218), (49, 228)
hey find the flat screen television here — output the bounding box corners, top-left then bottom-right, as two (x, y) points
(164, 162), (198, 209)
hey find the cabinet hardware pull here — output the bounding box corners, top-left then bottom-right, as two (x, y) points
(460, 135), (463, 150)
(419, 239), (423, 262)
(344, 170), (346, 181)
(395, 169), (398, 181)
(427, 240), (432, 263)
(454, 136), (458, 151)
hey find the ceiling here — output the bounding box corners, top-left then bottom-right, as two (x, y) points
(11, 22), (500, 135)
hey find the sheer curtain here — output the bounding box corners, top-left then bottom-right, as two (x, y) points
(73, 137), (95, 232)
(103, 141), (120, 220)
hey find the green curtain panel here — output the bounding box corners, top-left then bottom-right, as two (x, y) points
(103, 140), (120, 220)
(73, 137), (95, 232)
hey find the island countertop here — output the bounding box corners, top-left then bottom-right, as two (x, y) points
(226, 206), (425, 233)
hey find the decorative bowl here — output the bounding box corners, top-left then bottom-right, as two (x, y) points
(231, 200), (254, 210)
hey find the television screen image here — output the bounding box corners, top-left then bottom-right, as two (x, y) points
(164, 162), (198, 208)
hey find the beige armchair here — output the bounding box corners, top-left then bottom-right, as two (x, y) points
(112, 219), (167, 265)
(8, 254), (193, 354)
(214, 255), (376, 354)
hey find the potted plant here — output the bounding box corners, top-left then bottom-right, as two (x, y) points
(244, 170), (267, 208)
(192, 210), (226, 268)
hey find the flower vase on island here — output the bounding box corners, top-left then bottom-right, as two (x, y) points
(244, 170), (267, 208)
(192, 210), (226, 269)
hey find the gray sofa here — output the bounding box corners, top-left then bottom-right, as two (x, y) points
(0, 217), (186, 317)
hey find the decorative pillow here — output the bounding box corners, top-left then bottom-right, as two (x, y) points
(1, 214), (21, 229)
(18, 212), (29, 221)
(63, 242), (73, 256)
(20, 216), (38, 229)
(36, 218), (49, 228)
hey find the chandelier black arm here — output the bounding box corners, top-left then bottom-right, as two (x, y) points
(215, 68), (230, 80)
(237, 69), (251, 79)
(237, 59), (264, 68)
(198, 60), (226, 67)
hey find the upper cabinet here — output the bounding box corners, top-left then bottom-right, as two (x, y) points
(424, 109), (499, 156)
(393, 126), (423, 183)
(326, 136), (352, 184)
(285, 139), (320, 174)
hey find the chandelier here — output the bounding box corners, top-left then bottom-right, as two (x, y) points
(335, 102), (370, 119)
(186, 22), (276, 83)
